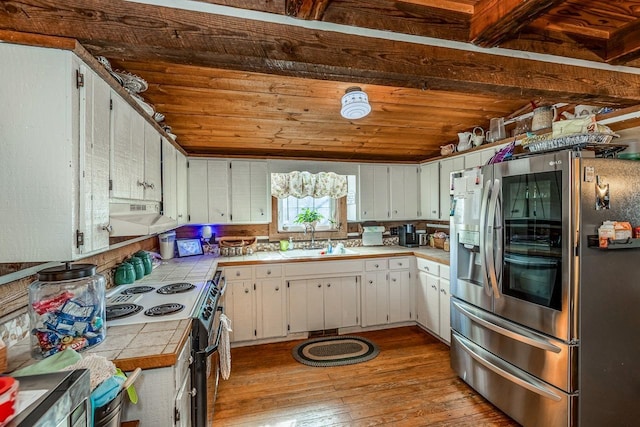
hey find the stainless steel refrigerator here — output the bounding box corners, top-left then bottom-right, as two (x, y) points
(449, 149), (640, 427)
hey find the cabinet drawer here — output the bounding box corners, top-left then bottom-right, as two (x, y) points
(416, 258), (439, 275)
(389, 257), (410, 270)
(365, 259), (388, 271)
(439, 264), (450, 279)
(224, 266), (252, 280)
(255, 264), (282, 278)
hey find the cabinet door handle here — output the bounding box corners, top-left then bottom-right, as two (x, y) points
(392, 278), (397, 282)
(441, 289), (447, 295)
(236, 271), (241, 276)
(431, 285), (438, 290)
(137, 180), (145, 187)
(267, 270), (271, 275)
(148, 182), (155, 189)
(102, 224), (113, 233)
(327, 284), (331, 288)
(318, 284), (322, 288)
(244, 288), (249, 293)
(275, 287), (279, 291)
(368, 280), (373, 284)
(398, 262), (403, 266)
(189, 388), (197, 397)
(374, 264), (379, 268)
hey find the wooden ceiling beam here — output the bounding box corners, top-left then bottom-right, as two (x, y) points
(285, 0), (332, 20)
(470, 0), (567, 47)
(606, 21), (640, 65)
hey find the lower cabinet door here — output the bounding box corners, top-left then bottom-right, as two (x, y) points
(229, 280), (255, 342)
(258, 278), (286, 339)
(174, 370), (192, 427)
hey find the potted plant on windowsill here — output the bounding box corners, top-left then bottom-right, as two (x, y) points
(294, 208), (323, 248)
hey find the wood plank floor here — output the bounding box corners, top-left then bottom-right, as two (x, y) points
(211, 326), (520, 426)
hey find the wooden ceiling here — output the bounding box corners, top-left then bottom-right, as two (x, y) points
(3, 0), (640, 162)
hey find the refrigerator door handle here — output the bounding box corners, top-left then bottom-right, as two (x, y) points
(494, 178), (503, 294)
(479, 179), (493, 296)
(452, 299), (562, 353)
(486, 178), (501, 298)
(455, 333), (563, 402)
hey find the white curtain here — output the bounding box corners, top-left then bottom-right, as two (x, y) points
(271, 171), (347, 199)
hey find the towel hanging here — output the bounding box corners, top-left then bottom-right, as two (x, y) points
(219, 314), (232, 380)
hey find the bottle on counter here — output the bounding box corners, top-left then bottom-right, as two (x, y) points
(443, 236), (450, 252)
(28, 263), (106, 359)
(289, 236), (294, 250)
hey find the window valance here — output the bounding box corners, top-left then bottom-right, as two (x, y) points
(271, 171), (347, 199)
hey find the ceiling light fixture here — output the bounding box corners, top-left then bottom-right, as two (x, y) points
(340, 87), (371, 120)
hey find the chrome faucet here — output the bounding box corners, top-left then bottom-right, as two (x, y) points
(303, 223), (319, 249)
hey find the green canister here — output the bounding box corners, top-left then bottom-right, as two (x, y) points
(133, 251), (153, 275)
(128, 257), (145, 280)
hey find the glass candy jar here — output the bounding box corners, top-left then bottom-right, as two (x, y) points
(29, 263), (106, 359)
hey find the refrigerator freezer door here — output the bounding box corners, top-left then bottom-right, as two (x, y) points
(451, 298), (577, 393)
(451, 331), (577, 427)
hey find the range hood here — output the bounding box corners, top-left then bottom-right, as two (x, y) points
(109, 202), (177, 237)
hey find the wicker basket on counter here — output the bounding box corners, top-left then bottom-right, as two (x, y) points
(218, 236), (257, 254)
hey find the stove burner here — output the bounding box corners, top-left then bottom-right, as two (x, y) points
(122, 286), (155, 295)
(106, 304), (143, 321)
(144, 303), (185, 317)
(157, 282), (195, 295)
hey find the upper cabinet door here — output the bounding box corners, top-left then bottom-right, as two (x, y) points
(230, 161), (270, 223)
(143, 121), (162, 201)
(207, 159), (230, 223)
(176, 151), (188, 225)
(420, 162), (439, 220)
(360, 164), (389, 220)
(110, 93), (134, 199)
(187, 159), (209, 223)
(80, 64), (111, 255)
(439, 157), (464, 221)
(390, 165), (419, 220)
(249, 161), (269, 222)
(162, 137), (178, 221)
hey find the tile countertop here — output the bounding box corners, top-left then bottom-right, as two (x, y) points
(8, 246), (450, 373)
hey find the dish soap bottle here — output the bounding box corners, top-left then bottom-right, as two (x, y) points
(288, 236), (294, 250)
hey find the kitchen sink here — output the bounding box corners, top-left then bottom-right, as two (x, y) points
(279, 248), (358, 258)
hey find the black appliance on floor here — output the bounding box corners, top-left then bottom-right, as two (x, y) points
(191, 269), (226, 427)
(398, 224), (419, 247)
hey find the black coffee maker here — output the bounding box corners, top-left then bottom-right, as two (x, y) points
(398, 224), (418, 247)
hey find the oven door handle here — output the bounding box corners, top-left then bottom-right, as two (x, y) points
(197, 306), (224, 358)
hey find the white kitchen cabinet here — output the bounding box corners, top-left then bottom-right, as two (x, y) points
(143, 120), (162, 201)
(176, 151), (189, 225)
(388, 257), (413, 323)
(419, 161), (440, 220)
(110, 91), (146, 200)
(123, 337), (192, 426)
(256, 276), (286, 339)
(225, 265), (286, 343)
(439, 267), (451, 343)
(439, 157), (465, 221)
(188, 158), (268, 224)
(390, 165), (419, 220)
(416, 258), (450, 343)
(0, 43), (111, 261)
(162, 138), (178, 221)
(363, 270), (389, 326)
(363, 257), (413, 326)
(187, 159), (230, 223)
(288, 276), (359, 333)
(228, 279), (256, 342)
(464, 144), (505, 169)
(230, 160), (270, 223)
(359, 164), (390, 220)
